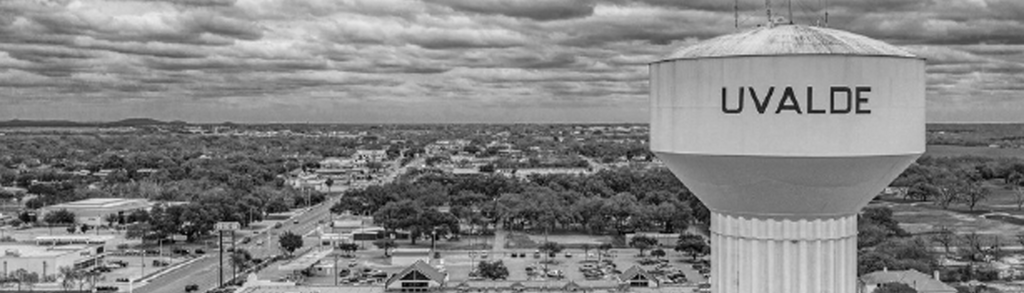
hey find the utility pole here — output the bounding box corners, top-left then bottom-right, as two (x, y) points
(334, 253), (339, 286)
(219, 230), (224, 287)
(766, 0), (773, 26)
(232, 231), (236, 282)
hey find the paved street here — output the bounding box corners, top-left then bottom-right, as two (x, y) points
(137, 159), (418, 293)
(137, 191), (342, 293)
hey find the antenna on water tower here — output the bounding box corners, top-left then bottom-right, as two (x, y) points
(734, 0), (739, 29)
(824, 0), (829, 26)
(788, 0), (794, 24)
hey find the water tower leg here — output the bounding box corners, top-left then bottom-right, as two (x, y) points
(709, 211), (857, 293)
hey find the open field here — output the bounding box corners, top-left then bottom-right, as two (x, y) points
(925, 145), (1024, 158)
(876, 179), (1024, 243)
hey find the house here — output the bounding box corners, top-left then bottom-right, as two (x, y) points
(619, 265), (659, 288)
(859, 269), (956, 293)
(320, 157), (355, 169)
(385, 260), (447, 292)
(356, 149), (388, 162)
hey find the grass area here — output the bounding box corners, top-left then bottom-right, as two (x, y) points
(505, 232), (539, 249)
(925, 145), (1024, 159)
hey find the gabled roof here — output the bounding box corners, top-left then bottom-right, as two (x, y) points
(618, 265), (658, 285)
(860, 270), (956, 293)
(564, 281), (582, 291)
(385, 260), (446, 287)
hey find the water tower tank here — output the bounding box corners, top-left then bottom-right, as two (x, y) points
(650, 25), (924, 293)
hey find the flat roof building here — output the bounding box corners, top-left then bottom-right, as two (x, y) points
(0, 244), (104, 280)
(37, 198), (155, 226)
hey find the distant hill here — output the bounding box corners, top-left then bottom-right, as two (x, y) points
(0, 118), (186, 127)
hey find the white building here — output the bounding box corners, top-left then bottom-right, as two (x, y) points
(37, 198), (155, 226)
(391, 248), (432, 267)
(0, 244), (104, 279)
(355, 150), (388, 162)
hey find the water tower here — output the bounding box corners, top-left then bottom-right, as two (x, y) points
(650, 25), (924, 293)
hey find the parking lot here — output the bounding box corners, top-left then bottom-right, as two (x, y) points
(298, 247), (708, 287)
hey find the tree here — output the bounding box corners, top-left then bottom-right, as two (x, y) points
(629, 235), (658, 257)
(675, 234), (710, 260)
(873, 282), (918, 293)
(230, 249), (254, 271)
(59, 266), (78, 291)
(373, 239), (397, 257)
(960, 182), (990, 211)
(597, 243), (613, 262)
(43, 209), (76, 225)
(1016, 231), (1024, 249)
(338, 243), (359, 256)
(539, 241), (564, 255)
(279, 231), (303, 255)
(325, 178), (334, 190)
(931, 226), (956, 254)
(80, 224), (91, 234)
(1014, 186), (1024, 211)
(103, 213), (119, 228)
(858, 237), (937, 275)
(651, 248), (666, 259)
(478, 260), (510, 280)
(125, 223), (152, 240)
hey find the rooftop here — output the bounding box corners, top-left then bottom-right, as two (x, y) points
(860, 269), (955, 293)
(658, 24), (919, 62)
(43, 198), (152, 209)
(0, 244), (94, 258)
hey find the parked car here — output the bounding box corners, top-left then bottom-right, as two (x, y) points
(185, 284), (199, 292)
(194, 249), (205, 254)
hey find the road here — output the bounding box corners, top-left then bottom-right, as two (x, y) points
(139, 157), (419, 293)
(138, 191), (342, 293)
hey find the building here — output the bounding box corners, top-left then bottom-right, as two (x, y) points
(0, 244), (104, 279)
(391, 248), (432, 267)
(355, 149), (388, 162)
(384, 260), (447, 292)
(37, 198), (155, 226)
(859, 269), (956, 293)
(619, 266), (659, 288)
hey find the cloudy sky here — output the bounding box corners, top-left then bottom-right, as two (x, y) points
(1, 0), (1022, 123)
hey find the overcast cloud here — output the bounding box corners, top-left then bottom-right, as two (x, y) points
(1, 0), (1022, 123)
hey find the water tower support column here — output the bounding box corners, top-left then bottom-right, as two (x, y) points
(710, 212), (857, 293)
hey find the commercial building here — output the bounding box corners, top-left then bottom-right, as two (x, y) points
(390, 248), (431, 268)
(0, 244), (104, 279)
(37, 198), (155, 226)
(384, 260), (447, 292)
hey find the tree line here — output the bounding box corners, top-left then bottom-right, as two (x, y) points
(331, 167), (708, 242)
